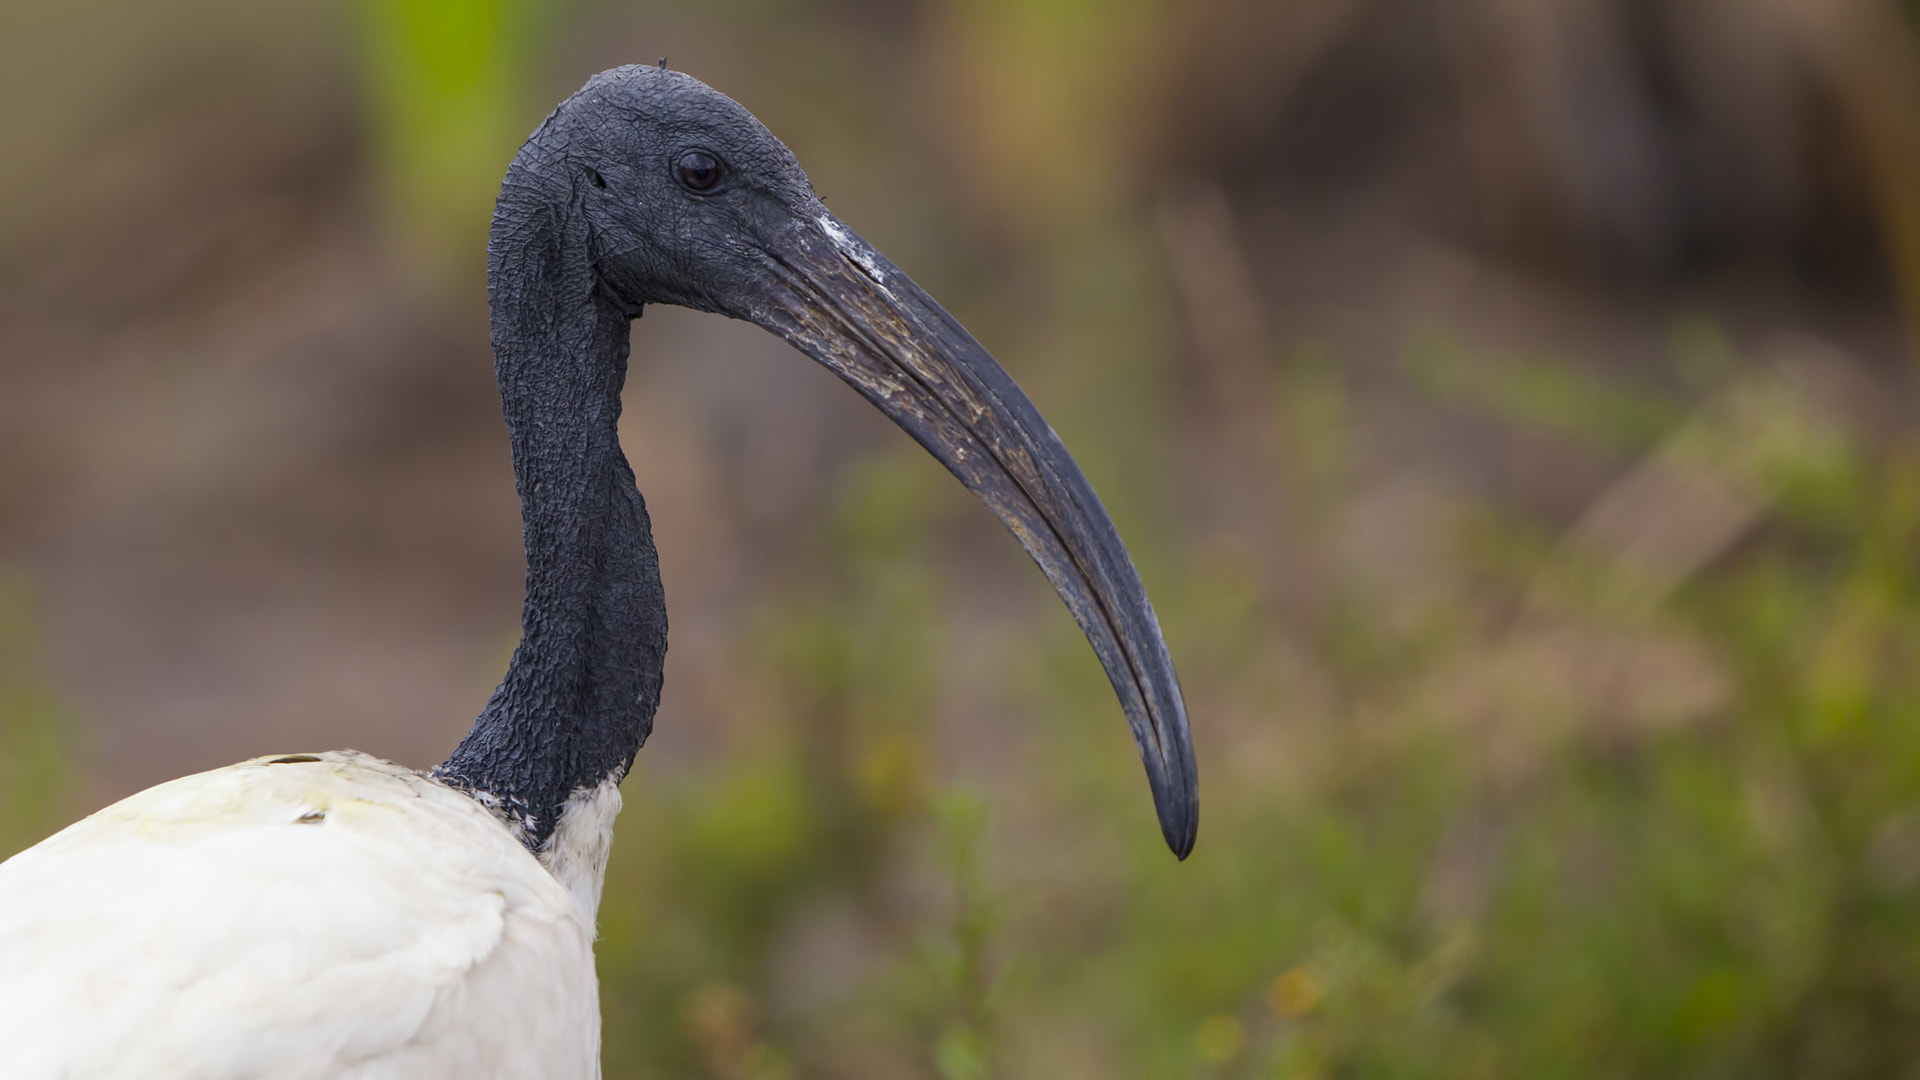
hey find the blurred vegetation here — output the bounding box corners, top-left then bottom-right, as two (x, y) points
(0, 579), (75, 863)
(359, 0), (547, 276)
(579, 317), (1920, 1078)
(8, 0), (1920, 1077)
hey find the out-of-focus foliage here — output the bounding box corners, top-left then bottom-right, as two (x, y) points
(0, 580), (74, 862)
(581, 328), (1920, 1078)
(6, 0), (1920, 1076)
(359, 0), (547, 275)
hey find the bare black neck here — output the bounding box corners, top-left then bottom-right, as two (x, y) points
(436, 165), (667, 851)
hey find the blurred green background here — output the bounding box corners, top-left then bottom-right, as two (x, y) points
(6, 0), (1920, 1076)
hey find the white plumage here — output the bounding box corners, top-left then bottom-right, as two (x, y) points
(0, 752), (604, 1079)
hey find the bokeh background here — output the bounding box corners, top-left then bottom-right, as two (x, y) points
(5, 0), (1920, 1076)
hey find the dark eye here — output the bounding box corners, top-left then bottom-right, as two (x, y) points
(675, 150), (723, 192)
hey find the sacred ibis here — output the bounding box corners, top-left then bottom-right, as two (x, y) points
(0, 64), (1197, 1078)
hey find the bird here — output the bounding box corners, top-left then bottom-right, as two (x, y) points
(0, 64), (1197, 1078)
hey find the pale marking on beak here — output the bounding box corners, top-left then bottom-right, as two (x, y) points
(817, 215), (891, 286)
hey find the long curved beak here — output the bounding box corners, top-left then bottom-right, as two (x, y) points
(743, 207), (1199, 859)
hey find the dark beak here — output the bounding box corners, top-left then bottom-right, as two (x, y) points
(744, 207), (1198, 859)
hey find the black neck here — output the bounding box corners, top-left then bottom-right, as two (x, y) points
(436, 171), (667, 851)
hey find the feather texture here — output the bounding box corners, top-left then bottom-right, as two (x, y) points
(0, 751), (600, 1080)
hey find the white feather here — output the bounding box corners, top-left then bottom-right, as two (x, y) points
(539, 779), (623, 925)
(0, 751), (602, 1080)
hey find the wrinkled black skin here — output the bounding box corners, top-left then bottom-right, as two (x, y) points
(435, 68), (847, 847)
(437, 65), (1199, 857)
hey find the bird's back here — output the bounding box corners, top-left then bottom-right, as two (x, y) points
(0, 751), (599, 1080)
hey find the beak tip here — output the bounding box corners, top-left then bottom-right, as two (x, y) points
(1169, 827), (1196, 861)
(1150, 753), (1199, 860)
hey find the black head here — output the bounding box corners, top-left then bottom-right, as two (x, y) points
(511, 65), (824, 317)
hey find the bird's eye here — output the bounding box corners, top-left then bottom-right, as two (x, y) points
(675, 150), (723, 193)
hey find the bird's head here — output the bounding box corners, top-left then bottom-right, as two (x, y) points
(516, 64), (818, 315)
(503, 64), (1199, 859)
